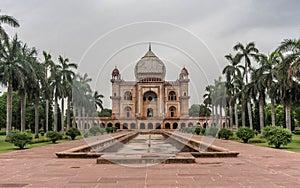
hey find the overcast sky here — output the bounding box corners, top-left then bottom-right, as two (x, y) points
(1, 0), (299, 107)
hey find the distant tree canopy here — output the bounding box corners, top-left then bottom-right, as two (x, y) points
(98, 108), (112, 117)
(189, 104), (211, 117)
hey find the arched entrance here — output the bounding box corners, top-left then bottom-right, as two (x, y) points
(130, 123), (136, 129)
(148, 123), (153, 129)
(123, 123), (128, 129)
(173, 123), (178, 129)
(143, 91), (158, 117)
(165, 123), (171, 129)
(115, 123), (120, 129)
(140, 123), (145, 129)
(155, 123), (161, 129)
(181, 123), (186, 128)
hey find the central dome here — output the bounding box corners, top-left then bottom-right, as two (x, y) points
(134, 44), (166, 81)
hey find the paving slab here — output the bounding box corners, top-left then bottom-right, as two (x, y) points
(1, 133), (300, 187)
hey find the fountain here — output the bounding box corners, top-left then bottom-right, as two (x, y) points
(56, 130), (239, 165)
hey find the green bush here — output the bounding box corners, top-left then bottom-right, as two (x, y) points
(218, 128), (233, 140)
(180, 127), (195, 134)
(263, 126), (293, 148)
(7, 131), (33, 149)
(236, 127), (255, 143)
(106, 127), (117, 133)
(39, 128), (45, 136)
(46, 131), (62, 143)
(292, 130), (300, 135)
(229, 134), (240, 141)
(194, 127), (201, 135)
(89, 126), (102, 136)
(204, 127), (219, 137)
(66, 128), (81, 140)
(0, 130), (6, 135)
(248, 137), (266, 143)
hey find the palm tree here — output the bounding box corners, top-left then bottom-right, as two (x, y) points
(42, 51), (55, 132)
(248, 67), (266, 132)
(234, 42), (259, 129)
(0, 12), (19, 41)
(58, 56), (77, 131)
(223, 53), (244, 128)
(93, 91), (104, 111)
(18, 43), (38, 132)
(213, 78), (226, 128)
(0, 35), (22, 137)
(49, 63), (62, 131)
(277, 39), (300, 130)
(72, 73), (92, 130)
(31, 59), (47, 138)
(259, 51), (282, 126)
(203, 85), (213, 126)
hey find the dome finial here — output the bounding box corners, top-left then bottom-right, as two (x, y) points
(149, 42), (151, 51)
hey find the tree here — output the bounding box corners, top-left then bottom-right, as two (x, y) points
(248, 66), (266, 132)
(259, 52), (282, 126)
(42, 51), (55, 133)
(189, 104), (211, 117)
(72, 73), (92, 130)
(234, 42), (259, 129)
(0, 35), (22, 137)
(223, 53), (244, 128)
(203, 85), (214, 126)
(49, 62), (63, 131)
(0, 11), (19, 42)
(93, 91), (104, 111)
(58, 55), (77, 133)
(277, 39), (300, 131)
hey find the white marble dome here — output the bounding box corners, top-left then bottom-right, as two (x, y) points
(134, 45), (166, 81)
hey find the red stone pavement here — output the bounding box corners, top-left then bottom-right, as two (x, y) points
(1, 132), (300, 188)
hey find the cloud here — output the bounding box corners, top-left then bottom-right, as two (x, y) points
(1, 0), (299, 106)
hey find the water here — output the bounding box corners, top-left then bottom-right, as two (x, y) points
(115, 134), (179, 154)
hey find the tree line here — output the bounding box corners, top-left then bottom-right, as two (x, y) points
(204, 39), (300, 132)
(0, 12), (104, 138)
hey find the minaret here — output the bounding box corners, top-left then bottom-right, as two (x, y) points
(179, 67), (190, 117)
(110, 66), (121, 118)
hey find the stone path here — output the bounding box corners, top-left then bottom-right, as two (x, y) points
(0, 133), (300, 188)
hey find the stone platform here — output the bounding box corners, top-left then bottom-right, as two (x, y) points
(0, 133), (300, 187)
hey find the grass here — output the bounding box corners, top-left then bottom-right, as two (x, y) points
(230, 133), (300, 152)
(0, 134), (82, 154)
(251, 134), (300, 152)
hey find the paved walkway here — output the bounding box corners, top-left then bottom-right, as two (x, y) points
(1, 133), (300, 188)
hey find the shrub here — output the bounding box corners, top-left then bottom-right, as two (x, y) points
(105, 127), (117, 134)
(46, 131), (62, 143)
(66, 128), (81, 140)
(181, 127), (195, 134)
(7, 131), (33, 149)
(263, 126), (293, 148)
(236, 127), (255, 143)
(89, 126), (102, 136)
(292, 130), (300, 135)
(39, 128), (45, 136)
(218, 128), (233, 140)
(204, 127), (219, 137)
(194, 127), (201, 135)
(0, 130), (6, 135)
(248, 137), (266, 143)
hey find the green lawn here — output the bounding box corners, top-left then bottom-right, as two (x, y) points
(251, 134), (300, 152)
(0, 135), (80, 154)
